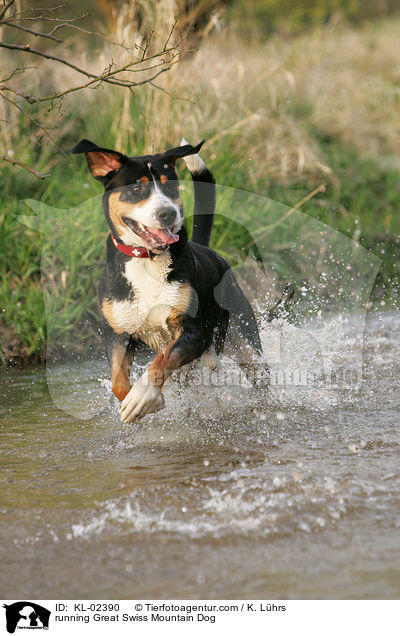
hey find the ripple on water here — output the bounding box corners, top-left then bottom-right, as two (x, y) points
(66, 457), (400, 543)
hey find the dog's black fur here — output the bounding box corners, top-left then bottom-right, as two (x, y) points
(72, 138), (263, 422)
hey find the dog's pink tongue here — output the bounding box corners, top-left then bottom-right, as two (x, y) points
(150, 228), (179, 244)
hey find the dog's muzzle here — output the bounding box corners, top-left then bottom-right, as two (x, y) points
(156, 206), (178, 228)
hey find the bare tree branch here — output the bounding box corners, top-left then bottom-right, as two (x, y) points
(0, 83), (37, 103)
(41, 22), (139, 52)
(163, 16), (179, 52)
(2, 20), (64, 43)
(0, 65), (36, 83)
(0, 0), (188, 177)
(0, 42), (125, 84)
(0, 154), (49, 179)
(8, 8), (135, 51)
(0, 0), (16, 23)
(0, 41), (185, 89)
(149, 81), (193, 103)
(39, 65), (172, 104)
(12, 6), (86, 21)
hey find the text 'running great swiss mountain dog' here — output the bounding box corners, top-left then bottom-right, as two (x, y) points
(72, 138), (267, 423)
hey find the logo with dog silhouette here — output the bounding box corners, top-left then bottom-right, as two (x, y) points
(3, 602), (50, 633)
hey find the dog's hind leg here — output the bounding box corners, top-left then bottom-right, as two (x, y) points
(214, 268), (268, 388)
(214, 268), (262, 352)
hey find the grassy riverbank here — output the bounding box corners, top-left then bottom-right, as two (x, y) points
(1, 14), (399, 363)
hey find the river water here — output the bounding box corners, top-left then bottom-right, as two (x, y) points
(0, 312), (399, 599)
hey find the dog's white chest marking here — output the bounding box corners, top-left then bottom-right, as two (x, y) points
(104, 252), (186, 351)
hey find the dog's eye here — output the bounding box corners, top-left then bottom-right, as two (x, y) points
(132, 183), (143, 193)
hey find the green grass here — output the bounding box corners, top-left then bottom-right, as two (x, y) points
(2, 22), (400, 364)
(1, 125), (398, 364)
(262, 139), (400, 306)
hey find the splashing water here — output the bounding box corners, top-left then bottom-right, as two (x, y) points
(1, 312), (399, 599)
(6, 182), (394, 597)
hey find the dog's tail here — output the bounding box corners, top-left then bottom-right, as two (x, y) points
(181, 138), (215, 247)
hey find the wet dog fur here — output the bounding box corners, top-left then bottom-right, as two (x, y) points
(72, 138), (264, 422)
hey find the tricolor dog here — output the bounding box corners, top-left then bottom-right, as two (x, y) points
(72, 138), (264, 423)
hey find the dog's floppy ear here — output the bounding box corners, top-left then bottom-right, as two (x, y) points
(163, 139), (205, 166)
(72, 139), (127, 180)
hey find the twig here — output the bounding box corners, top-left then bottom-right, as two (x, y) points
(149, 81), (193, 103)
(0, 41), (121, 83)
(44, 22), (138, 52)
(5, 12), (135, 52)
(40, 66), (171, 104)
(1, 92), (68, 156)
(0, 154), (49, 179)
(2, 21), (64, 43)
(0, 0), (16, 23)
(292, 182), (326, 206)
(0, 2), (189, 175)
(34, 50), (183, 102)
(138, 33), (153, 62)
(0, 41), (184, 90)
(13, 8), (85, 21)
(0, 65), (36, 83)
(0, 83), (37, 103)
(163, 16), (178, 51)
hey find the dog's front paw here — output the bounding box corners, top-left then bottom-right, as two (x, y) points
(120, 371), (164, 423)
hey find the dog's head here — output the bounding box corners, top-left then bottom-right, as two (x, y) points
(72, 138), (204, 253)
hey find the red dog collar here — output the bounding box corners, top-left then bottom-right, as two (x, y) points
(110, 232), (150, 258)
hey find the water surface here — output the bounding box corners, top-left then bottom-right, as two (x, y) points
(1, 313), (399, 599)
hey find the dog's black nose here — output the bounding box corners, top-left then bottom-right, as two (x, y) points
(157, 207), (177, 227)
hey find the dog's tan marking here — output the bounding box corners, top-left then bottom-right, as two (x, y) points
(111, 338), (135, 401)
(146, 283), (196, 387)
(148, 339), (180, 388)
(107, 191), (128, 237)
(173, 281), (192, 314)
(166, 282), (193, 337)
(102, 298), (125, 334)
(160, 174), (168, 185)
(140, 175), (149, 183)
(167, 309), (184, 339)
(108, 191), (152, 236)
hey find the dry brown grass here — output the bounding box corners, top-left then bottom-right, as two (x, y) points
(2, 2), (400, 184)
(102, 8), (400, 183)
(292, 19), (400, 161)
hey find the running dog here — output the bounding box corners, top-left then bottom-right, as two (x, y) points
(72, 138), (264, 422)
